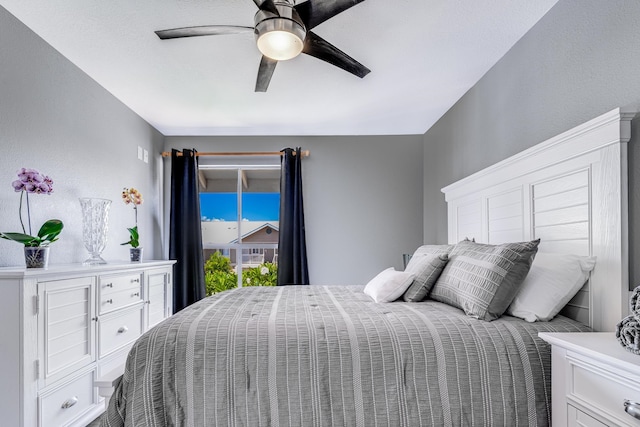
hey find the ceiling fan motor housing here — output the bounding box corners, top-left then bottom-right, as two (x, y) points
(254, 2), (307, 61)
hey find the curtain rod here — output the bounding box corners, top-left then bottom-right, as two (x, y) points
(161, 150), (310, 158)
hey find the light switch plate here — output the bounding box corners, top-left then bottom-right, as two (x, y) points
(137, 146), (143, 160)
(143, 149), (149, 163)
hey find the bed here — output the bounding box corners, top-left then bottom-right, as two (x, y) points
(101, 108), (633, 426)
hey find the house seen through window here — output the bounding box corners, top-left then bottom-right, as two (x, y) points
(200, 166), (280, 295)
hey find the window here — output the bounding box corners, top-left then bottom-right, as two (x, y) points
(200, 165), (280, 294)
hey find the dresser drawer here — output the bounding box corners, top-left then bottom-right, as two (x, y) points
(99, 306), (144, 358)
(569, 353), (640, 426)
(39, 369), (96, 427)
(99, 272), (143, 313)
(568, 405), (607, 427)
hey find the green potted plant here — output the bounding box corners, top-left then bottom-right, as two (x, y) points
(0, 168), (64, 268)
(120, 187), (143, 262)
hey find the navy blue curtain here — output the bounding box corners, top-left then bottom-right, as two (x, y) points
(277, 147), (309, 286)
(169, 149), (206, 312)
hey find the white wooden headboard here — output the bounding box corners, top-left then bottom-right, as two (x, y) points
(441, 108), (634, 332)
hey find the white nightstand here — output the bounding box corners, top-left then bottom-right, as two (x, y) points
(539, 332), (640, 426)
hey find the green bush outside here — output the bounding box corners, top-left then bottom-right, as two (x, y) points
(204, 251), (277, 296)
(204, 251), (237, 296)
(242, 262), (277, 287)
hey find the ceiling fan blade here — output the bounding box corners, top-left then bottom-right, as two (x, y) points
(302, 31), (370, 78)
(255, 56), (278, 92)
(295, 0), (367, 30)
(253, 0), (280, 16)
(155, 25), (253, 40)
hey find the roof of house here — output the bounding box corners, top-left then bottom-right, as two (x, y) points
(202, 220), (279, 245)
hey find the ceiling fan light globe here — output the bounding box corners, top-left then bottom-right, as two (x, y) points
(254, 3), (306, 62)
(257, 30), (304, 61)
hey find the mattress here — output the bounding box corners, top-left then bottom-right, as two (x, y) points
(101, 285), (590, 426)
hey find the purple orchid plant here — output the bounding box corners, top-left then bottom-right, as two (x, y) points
(0, 168), (64, 247)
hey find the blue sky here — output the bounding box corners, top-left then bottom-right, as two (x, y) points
(201, 193), (279, 221)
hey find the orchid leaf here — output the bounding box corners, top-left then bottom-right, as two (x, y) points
(0, 232), (38, 245)
(37, 219), (64, 243)
(1, 219), (63, 246)
(121, 226), (140, 248)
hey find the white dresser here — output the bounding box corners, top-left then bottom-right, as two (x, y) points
(0, 260), (175, 427)
(539, 332), (640, 427)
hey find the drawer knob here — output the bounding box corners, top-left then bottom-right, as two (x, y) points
(625, 400), (640, 420)
(105, 299), (113, 304)
(105, 283), (113, 288)
(132, 292), (140, 297)
(131, 278), (140, 283)
(118, 326), (129, 334)
(61, 396), (78, 409)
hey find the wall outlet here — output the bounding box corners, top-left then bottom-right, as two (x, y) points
(143, 149), (149, 163)
(137, 146), (143, 160)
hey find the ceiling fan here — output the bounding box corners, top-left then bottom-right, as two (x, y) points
(155, 0), (371, 92)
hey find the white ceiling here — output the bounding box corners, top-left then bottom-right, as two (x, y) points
(0, 0), (558, 136)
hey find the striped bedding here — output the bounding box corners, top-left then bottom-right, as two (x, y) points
(101, 285), (589, 427)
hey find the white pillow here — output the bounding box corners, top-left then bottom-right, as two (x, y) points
(507, 252), (596, 322)
(364, 267), (415, 303)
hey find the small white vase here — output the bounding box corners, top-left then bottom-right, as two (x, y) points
(130, 247), (143, 262)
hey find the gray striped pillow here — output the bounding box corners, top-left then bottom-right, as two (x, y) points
(411, 244), (453, 259)
(430, 239), (540, 321)
(403, 254), (449, 302)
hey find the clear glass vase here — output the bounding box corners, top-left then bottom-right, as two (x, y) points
(24, 246), (50, 268)
(79, 198), (111, 265)
(129, 247), (143, 262)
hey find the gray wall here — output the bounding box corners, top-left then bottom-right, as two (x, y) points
(165, 135), (424, 285)
(0, 3), (423, 282)
(423, 0), (640, 288)
(0, 7), (165, 267)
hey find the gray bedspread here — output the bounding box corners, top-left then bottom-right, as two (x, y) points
(101, 285), (589, 427)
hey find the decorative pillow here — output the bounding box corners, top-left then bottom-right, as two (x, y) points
(430, 239), (540, 321)
(507, 252), (597, 322)
(411, 244), (454, 259)
(403, 254), (449, 302)
(364, 268), (415, 303)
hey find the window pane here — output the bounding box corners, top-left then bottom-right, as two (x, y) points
(240, 169), (279, 271)
(201, 167), (280, 295)
(200, 169), (239, 246)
